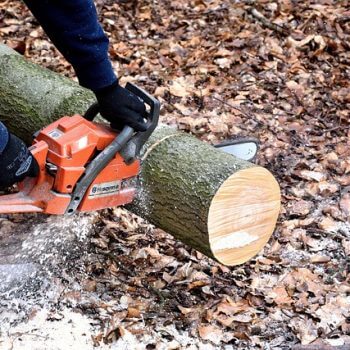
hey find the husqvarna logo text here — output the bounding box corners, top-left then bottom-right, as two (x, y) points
(89, 181), (120, 198)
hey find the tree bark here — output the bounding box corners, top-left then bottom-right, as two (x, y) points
(0, 45), (95, 144)
(0, 44), (281, 266)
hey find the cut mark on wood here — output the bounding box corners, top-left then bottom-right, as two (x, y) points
(210, 231), (259, 251)
(141, 132), (181, 161)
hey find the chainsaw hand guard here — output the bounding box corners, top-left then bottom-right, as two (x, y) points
(84, 83), (160, 164)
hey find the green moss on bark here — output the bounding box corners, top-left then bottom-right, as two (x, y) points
(0, 45), (94, 143)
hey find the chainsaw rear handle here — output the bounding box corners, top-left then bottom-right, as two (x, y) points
(84, 82), (160, 164)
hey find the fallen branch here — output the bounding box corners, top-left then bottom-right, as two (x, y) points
(248, 8), (289, 35)
(211, 95), (251, 119)
(293, 344), (350, 350)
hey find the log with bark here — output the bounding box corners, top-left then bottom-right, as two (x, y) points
(0, 44), (281, 266)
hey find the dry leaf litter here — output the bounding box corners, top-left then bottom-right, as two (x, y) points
(0, 0), (350, 349)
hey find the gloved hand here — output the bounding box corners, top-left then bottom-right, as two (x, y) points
(94, 81), (147, 132)
(0, 131), (39, 189)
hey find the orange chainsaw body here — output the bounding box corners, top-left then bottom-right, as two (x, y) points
(0, 115), (140, 215)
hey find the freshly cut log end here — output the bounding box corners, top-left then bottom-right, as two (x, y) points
(208, 167), (281, 266)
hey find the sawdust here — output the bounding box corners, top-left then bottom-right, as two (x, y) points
(1, 308), (219, 350)
(0, 214), (96, 294)
(1, 308), (95, 350)
(211, 231), (259, 251)
(0, 213), (97, 348)
(0, 212), (217, 350)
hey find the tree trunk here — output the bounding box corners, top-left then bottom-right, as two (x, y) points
(0, 44), (281, 266)
(129, 127), (280, 265)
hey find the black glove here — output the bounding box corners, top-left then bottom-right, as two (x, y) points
(94, 81), (147, 132)
(0, 133), (39, 189)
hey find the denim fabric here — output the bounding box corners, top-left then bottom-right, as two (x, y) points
(0, 122), (9, 154)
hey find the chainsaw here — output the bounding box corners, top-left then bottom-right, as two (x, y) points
(0, 83), (259, 215)
(0, 83), (159, 215)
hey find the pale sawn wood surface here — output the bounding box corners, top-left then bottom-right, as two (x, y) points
(208, 167), (281, 265)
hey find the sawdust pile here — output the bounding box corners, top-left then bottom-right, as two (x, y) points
(0, 0), (350, 349)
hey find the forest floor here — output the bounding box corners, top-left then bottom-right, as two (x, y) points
(0, 0), (350, 349)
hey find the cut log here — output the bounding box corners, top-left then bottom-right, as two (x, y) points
(130, 127), (280, 265)
(0, 44), (281, 266)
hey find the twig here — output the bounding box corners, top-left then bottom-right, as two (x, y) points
(211, 95), (251, 118)
(293, 345), (350, 350)
(142, 282), (167, 306)
(248, 8), (289, 35)
(9, 332), (47, 350)
(321, 125), (350, 133)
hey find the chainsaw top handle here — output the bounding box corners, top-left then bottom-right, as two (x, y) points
(84, 82), (160, 164)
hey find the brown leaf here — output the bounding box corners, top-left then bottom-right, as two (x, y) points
(198, 324), (223, 344)
(290, 317), (318, 345)
(315, 296), (350, 333)
(309, 255), (331, 263)
(82, 279), (97, 292)
(267, 286), (293, 306)
(7, 40), (26, 55)
(340, 193), (350, 217)
(169, 77), (193, 97)
(297, 170), (327, 182)
(342, 240), (350, 255)
(313, 35), (327, 55)
(127, 307), (141, 318)
(286, 80), (305, 98)
(230, 313), (254, 323)
(318, 217), (339, 232)
(215, 314), (235, 327)
(317, 181), (339, 196)
(335, 175), (350, 186)
(0, 25), (19, 34)
(286, 35), (315, 48)
(178, 117), (208, 134)
(188, 280), (209, 290)
(216, 298), (250, 315)
(283, 268), (327, 298)
(288, 200), (312, 216)
(178, 305), (194, 315)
